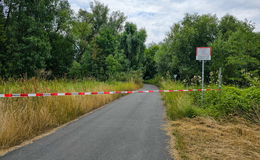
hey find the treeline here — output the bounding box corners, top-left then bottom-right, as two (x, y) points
(145, 14), (260, 86)
(1, 0), (259, 85)
(0, 0), (146, 80)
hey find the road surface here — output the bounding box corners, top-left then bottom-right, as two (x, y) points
(0, 84), (172, 160)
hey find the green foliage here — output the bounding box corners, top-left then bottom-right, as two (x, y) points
(156, 14), (218, 81)
(143, 44), (159, 80)
(159, 80), (202, 120)
(120, 22), (147, 69)
(223, 31), (259, 85)
(68, 61), (82, 79)
(0, 0), (74, 78)
(109, 70), (143, 85)
(242, 72), (260, 87)
(3, 1), (258, 85)
(0, 2), (5, 71)
(105, 54), (123, 77)
(199, 86), (260, 122)
(68, 1), (144, 81)
(0, 0), (145, 81)
(47, 33), (74, 78)
(158, 79), (259, 122)
(71, 15), (92, 61)
(155, 13), (259, 87)
(190, 83), (260, 122)
(155, 42), (179, 79)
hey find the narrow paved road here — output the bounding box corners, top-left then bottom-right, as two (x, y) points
(1, 84), (172, 160)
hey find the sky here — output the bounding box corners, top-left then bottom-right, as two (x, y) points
(68, 0), (260, 44)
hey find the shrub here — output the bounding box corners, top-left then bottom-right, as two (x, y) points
(158, 79), (259, 122)
(199, 86), (260, 122)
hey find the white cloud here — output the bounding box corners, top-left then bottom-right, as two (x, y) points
(70, 3), (80, 12)
(68, 0), (260, 44)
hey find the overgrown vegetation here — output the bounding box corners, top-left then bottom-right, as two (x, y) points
(0, 0), (259, 158)
(158, 79), (260, 160)
(1, 1), (258, 83)
(156, 79), (260, 123)
(158, 80), (202, 120)
(146, 13), (260, 126)
(0, 79), (141, 149)
(146, 14), (259, 86)
(0, 0), (146, 80)
(0, 0), (147, 151)
(192, 86), (260, 123)
(145, 11), (259, 160)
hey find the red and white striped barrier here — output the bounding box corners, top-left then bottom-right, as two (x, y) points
(0, 89), (220, 98)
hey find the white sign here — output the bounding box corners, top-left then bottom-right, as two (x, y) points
(196, 47), (212, 60)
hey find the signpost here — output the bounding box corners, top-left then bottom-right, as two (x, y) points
(196, 47), (212, 104)
(173, 74), (177, 81)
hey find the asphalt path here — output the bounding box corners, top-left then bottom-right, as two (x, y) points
(1, 84), (172, 160)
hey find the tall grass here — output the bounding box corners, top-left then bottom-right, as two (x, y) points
(158, 80), (259, 122)
(158, 80), (259, 160)
(0, 78), (141, 149)
(159, 80), (202, 120)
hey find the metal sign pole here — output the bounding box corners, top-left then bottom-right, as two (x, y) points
(202, 60), (205, 104)
(196, 47), (212, 105)
(218, 67), (222, 89)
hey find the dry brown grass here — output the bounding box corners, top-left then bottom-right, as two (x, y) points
(0, 79), (141, 151)
(166, 117), (260, 160)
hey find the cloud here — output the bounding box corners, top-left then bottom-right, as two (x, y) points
(68, 0), (260, 44)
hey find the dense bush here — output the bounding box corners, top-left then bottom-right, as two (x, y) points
(155, 79), (259, 123)
(199, 86), (260, 122)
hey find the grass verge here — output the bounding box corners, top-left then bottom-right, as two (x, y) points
(166, 117), (260, 160)
(0, 78), (141, 150)
(155, 80), (260, 159)
(159, 80), (203, 120)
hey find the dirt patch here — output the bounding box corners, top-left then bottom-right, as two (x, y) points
(166, 117), (260, 160)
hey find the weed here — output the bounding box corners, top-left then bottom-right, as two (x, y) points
(159, 80), (201, 120)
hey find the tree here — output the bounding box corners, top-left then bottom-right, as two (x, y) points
(0, 0), (59, 77)
(155, 13), (259, 86)
(209, 15), (258, 85)
(143, 44), (159, 79)
(46, 0), (75, 78)
(120, 22), (147, 69)
(0, 0), (145, 80)
(0, 1), (6, 76)
(71, 1), (128, 80)
(47, 33), (74, 77)
(105, 54), (122, 78)
(222, 30), (260, 85)
(156, 14), (218, 82)
(155, 42), (179, 79)
(218, 15), (254, 40)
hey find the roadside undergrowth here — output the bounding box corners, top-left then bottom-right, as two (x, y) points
(0, 79), (141, 150)
(155, 80), (260, 160)
(159, 80), (203, 120)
